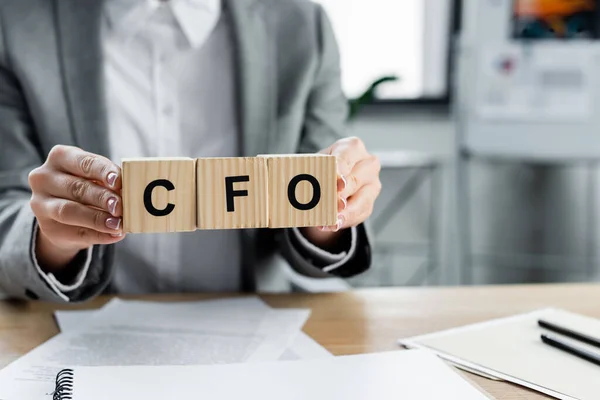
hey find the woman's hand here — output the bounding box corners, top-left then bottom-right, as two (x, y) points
(301, 137), (382, 248)
(28, 145), (125, 272)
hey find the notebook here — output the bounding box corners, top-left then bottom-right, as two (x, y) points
(399, 308), (600, 400)
(50, 350), (490, 399)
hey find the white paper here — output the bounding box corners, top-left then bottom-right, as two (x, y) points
(54, 309), (97, 331)
(475, 45), (594, 121)
(57, 350), (488, 400)
(277, 333), (332, 360)
(399, 308), (600, 400)
(0, 297), (310, 399)
(54, 300), (332, 361)
(54, 313), (332, 361)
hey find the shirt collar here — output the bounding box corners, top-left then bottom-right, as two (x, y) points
(105, 0), (222, 49)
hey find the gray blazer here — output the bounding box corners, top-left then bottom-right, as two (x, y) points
(0, 0), (371, 302)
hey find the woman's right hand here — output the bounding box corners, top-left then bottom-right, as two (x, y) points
(28, 145), (126, 273)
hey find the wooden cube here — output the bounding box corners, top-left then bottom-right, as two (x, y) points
(196, 157), (268, 229)
(122, 158), (197, 233)
(263, 154), (337, 229)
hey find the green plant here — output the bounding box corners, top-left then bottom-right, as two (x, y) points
(347, 75), (399, 120)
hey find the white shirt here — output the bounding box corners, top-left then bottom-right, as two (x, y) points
(103, 0), (244, 293)
(35, 0), (357, 300)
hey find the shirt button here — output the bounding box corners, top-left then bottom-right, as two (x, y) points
(163, 105), (174, 116)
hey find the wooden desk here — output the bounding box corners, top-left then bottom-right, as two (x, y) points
(2, 283), (599, 399)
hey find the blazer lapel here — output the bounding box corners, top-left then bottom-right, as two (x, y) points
(55, 0), (110, 158)
(227, 0), (276, 157)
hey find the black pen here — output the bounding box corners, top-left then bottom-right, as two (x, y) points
(541, 333), (600, 367)
(538, 319), (600, 349)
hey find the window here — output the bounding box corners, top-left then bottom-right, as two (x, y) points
(314, 0), (454, 101)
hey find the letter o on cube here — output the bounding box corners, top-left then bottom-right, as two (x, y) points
(265, 155), (337, 228)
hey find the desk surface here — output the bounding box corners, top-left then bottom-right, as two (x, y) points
(2, 283), (599, 399)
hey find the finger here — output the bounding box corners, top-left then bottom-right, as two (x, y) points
(47, 199), (123, 234)
(47, 145), (121, 189)
(318, 197), (347, 232)
(338, 183), (379, 229)
(46, 173), (122, 217)
(340, 155), (381, 200)
(324, 137), (368, 177)
(43, 219), (126, 247)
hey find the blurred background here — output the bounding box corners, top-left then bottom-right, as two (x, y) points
(310, 0), (600, 289)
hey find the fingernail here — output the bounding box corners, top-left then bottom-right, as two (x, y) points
(111, 232), (123, 238)
(320, 226), (327, 232)
(107, 197), (118, 216)
(107, 172), (118, 188)
(334, 215), (345, 232)
(337, 175), (347, 192)
(106, 217), (121, 230)
(340, 197), (347, 211)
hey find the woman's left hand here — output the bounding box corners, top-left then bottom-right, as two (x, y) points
(301, 137), (382, 247)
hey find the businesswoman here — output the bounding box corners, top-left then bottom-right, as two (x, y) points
(0, 0), (381, 302)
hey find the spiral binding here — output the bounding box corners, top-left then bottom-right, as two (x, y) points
(52, 369), (74, 400)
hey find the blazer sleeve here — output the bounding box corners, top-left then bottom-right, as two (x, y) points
(0, 21), (113, 303)
(275, 3), (372, 279)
